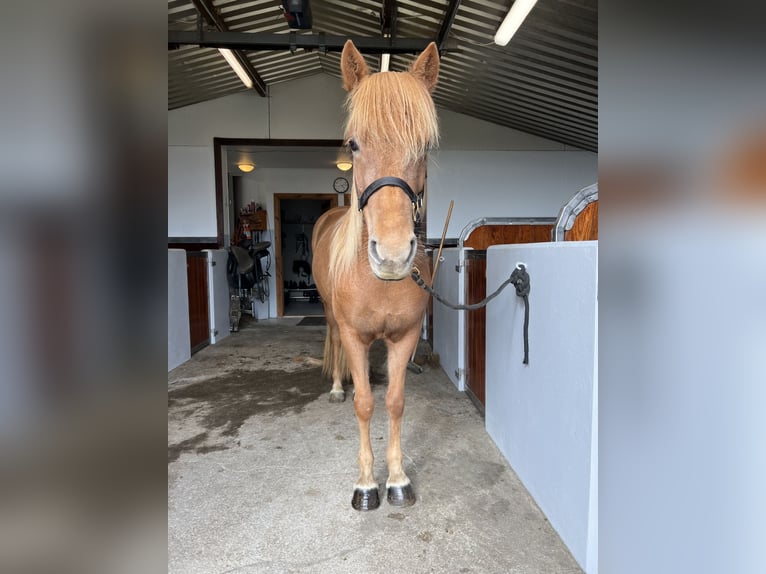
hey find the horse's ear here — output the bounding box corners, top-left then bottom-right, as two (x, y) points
(410, 42), (439, 93)
(341, 40), (370, 92)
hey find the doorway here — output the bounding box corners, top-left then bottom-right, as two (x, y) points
(274, 194), (338, 317)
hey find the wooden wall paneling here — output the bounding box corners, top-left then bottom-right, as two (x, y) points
(186, 252), (210, 353)
(565, 200), (598, 241)
(466, 251), (487, 412)
(464, 224), (554, 250)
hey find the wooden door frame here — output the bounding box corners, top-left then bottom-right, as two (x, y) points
(274, 193), (338, 317)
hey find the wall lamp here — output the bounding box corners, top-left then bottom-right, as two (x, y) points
(336, 160), (353, 171)
(238, 163), (255, 173)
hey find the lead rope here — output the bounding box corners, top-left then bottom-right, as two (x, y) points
(410, 264), (531, 365)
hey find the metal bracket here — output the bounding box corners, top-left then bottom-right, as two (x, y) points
(317, 32), (326, 54)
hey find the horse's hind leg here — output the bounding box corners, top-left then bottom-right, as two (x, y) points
(328, 323), (346, 403)
(384, 329), (421, 506)
(323, 310), (346, 403)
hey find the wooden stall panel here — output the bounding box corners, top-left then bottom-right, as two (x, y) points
(565, 201), (598, 241)
(464, 224), (553, 250)
(466, 251), (487, 412)
(187, 252), (210, 353)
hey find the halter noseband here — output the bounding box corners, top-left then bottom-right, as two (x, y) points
(358, 176), (423, 224)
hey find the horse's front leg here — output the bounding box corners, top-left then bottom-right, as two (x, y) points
(384, 329), (420, 506)
(341, 331), (378, 510)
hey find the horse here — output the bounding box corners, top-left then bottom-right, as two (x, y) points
(311, 40), (439, 511)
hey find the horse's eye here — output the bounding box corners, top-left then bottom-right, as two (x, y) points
(348, 139), (359, 152)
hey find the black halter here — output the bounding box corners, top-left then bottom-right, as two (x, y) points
(357, 176), (424, 223)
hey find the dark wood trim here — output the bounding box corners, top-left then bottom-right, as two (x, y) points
(214, 141), (224, 246)
(214, 138), (344, 148)
(169, 239), (218, 252)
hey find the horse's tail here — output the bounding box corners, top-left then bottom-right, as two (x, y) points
(322, 327), (349, 381)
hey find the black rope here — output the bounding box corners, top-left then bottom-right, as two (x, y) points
(411, 264), (531, 364)
(511, 266), (530, 365)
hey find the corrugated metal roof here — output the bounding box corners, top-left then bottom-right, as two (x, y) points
(168, 0), (597, 151)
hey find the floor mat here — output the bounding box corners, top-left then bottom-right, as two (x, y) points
(296, 316), (326, 326)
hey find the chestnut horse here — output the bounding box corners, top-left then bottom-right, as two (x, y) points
(312, 40), (438, 511)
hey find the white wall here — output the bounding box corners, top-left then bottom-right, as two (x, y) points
(168, 146), (217, 237)
(485, 242), (598, 574)
(168, 74), (347, 238)
(236, 167), (346, 213)
(168, 74), (596, 241)
(205, 249), (230, 345)
(437, 108), (568, 151)
(168, 249), (190, 371)
(427, 150), (597, 240)
(431, 248), (462, 389)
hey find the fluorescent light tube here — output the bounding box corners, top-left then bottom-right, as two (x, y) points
(494, 0), (538, 46)
(380, 52), (390, 72)
(218, 48), (254, 89)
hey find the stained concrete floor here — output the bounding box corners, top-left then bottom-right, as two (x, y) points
(168, 317), (582, 574)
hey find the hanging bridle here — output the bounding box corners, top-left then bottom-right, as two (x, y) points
(357, 176), (424, 224)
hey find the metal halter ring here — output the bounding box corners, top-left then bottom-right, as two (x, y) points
(412, 194), (424, 224)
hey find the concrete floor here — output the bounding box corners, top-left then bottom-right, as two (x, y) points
(168, 317), (582, 574)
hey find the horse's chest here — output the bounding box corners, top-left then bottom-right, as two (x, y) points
(338, 284), (423, 335)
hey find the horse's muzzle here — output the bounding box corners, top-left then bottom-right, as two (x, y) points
(368, 238), (417, 281)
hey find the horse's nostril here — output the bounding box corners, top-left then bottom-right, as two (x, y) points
(369, 240), (382, 264)
(409, 239), (417, 261)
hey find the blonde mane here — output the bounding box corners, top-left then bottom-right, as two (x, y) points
(327, 186), (363, 283)
(328, 71), (439, 282)
(345, 71), (439, 167)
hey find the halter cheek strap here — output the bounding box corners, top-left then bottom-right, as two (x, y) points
(358, 176), (424, 223)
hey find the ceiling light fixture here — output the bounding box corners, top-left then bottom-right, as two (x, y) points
(493, 0), (539, 46)
(336, 160), (353, 171)
(380, 32), (391, 72)
(218, 48), (254, 89)
(238, 163), (255, 173)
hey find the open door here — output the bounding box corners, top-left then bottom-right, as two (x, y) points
(274, 194), (338, 316)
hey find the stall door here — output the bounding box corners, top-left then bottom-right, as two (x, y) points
(466, 250), (487, 413)
(186, 252), (210, 353)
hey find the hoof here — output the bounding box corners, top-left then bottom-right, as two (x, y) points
(387, 483), (416, 507)
(351, 487), (380, 511)
(329, 390), (346, 403)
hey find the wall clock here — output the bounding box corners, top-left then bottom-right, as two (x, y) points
(333, 176), (349, 194)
